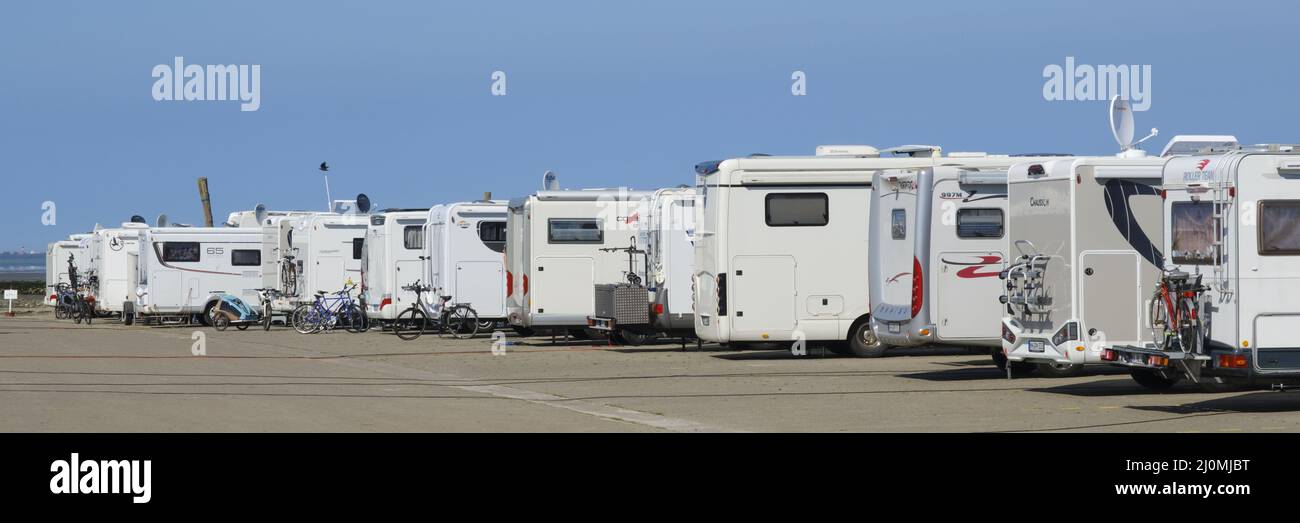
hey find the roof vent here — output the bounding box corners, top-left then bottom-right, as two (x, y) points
(815, 145), (880, 157)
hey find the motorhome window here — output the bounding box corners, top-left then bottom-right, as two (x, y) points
(162, 242), (200, 262)
(479, 221), (507, 252)
(891, 209), (906, 239)
(765, 193), (828, 227)
(1171, 201), (1218, 264)
(352, 238), (364, 260)
(548, 219), (603, 243)
(956, 209), (1004, 238)
(1258, 201), (1300, 255)
(231, 249), (261, 266)
(403, 226), (424, 250)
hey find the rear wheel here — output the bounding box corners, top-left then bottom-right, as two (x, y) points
(1037, 362), (1085, 378)
(213, 314), (230, 331)
(394, 307), (426, 341)
(1131, 369), (1181, 390)
(262, 302), (273, 331)
(846, 320), (886, 357)
(441, 305), (479, 339)
(1149, 291), (1169, 350)
(1176, 297), (1202, 354)
(292, 306), (318, 334)
(616, 330), (656, 346)
(343, 304), (369, 333)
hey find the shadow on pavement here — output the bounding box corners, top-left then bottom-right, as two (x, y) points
(1129, 390), (1300, 414)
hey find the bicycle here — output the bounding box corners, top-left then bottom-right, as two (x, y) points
(293, 283), (368, 334)
(1149, 269), (1209, 354)
(392, 279), (479, 341)
(253, 288), (283, 331)
(280, 254), (299, 297)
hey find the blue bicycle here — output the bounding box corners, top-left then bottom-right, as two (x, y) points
(291, 283), (368, 334)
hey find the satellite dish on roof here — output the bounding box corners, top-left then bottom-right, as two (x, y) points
(130, 215), (146, 224)
(542, 171), (559, 191)
(1110, 95), (1158, 156)
(254, 203), (268, 225)
(156, 214), (169, 227)
(356, 193), (371, 214)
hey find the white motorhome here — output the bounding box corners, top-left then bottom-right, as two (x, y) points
(44, 234), (90, 305)
(131, 227), (264, 325)
(999, 156), (1170, 375)
(506, 189), (652, 335)
(1104, 145), (1300, 389)
(224, 208), (318, 228)
(87, 222), (149, 318)
(360, 209), (431, 321)
(868, 165), (1023, 357)
(422, 200), (509, 327)
(273, 212), (369, 307)
(693, 146), (1067, 355)
(641, 187), (699, 337)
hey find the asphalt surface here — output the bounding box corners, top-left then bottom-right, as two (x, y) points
(3, 315), (1300, 432)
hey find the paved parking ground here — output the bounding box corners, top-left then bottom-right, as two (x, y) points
(3, 316), (1300, 432)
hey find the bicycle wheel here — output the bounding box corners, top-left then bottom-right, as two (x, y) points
(293, 306), (318, 334)
(262, 302), (273, 331)
(1177, 297), (1202, 354)
(1148, 291), (1169, 350)
(443, 305), (479, 339)
(82, 302), (93, 325)
(55, 304), (67, 320)
(343, 304), (369, 333)
(213, 313), (230, 331)
(73, 305), (83, 325)
(394, 307), (426, 341)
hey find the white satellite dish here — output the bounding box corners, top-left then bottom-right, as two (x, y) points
(1109, 95), (1158, 155)
(542, 170), (559, 191)
(254, 203), (268, 225)
(156, 214), (169, 227)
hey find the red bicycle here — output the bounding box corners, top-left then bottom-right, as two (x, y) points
(1148, 270), (1208, 353)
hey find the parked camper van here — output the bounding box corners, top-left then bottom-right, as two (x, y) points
(868, 165), (1020, 357)
(693, 146), (1067, 355)
(45, 234), (90, 306)
(361, 209), (431, 322)
(506, 189), (652, 335)
(999, 156), (1170, 375)
(1103, 145), (1300, 389)
(423, 200), (509, 329)
(87, 223), (149, 318)
(131, 227), (264, 325)
(275, 212), (369, 307)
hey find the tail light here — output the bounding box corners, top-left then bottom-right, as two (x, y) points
(1101, 349), (1117, 361)
(1218, 354), (1249, 369)
(1001, 323), (1016, 344)
(910, 257), (923, 318)
(522, 274), (529, 295)
(48, 294), (56, 301)
(653, 303), (664, 315)
(379, 297), (392, 310)
(506, 271), (513, 297)
(1147, 355), (1170, 367)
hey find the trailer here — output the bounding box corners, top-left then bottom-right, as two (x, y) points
(44, 234), (90, 306)
(1103, 145), (1300, 389)
(423, 200), (509, 328)
(360, 208), (431, 322)
(131, 227), (264, 325)
(87, 223), (149, 319)
(506, 188), (652, 336)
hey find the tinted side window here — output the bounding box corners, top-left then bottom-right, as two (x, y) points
(162, 242), (200, 262)
(765, 193), (828, 227)
(479, 221), (507, 253)
(352, 238), (365, 260)
(1259, 200), (1300, 255)
(891, 209), (906, 239)
(231, 249), (261, 266)
(403, 226), (424, 250)
(956, 208), (1004, 238)
(548, 219), (602, 244)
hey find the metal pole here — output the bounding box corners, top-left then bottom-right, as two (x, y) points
(324, 174), (332, 211)
(197, 177), (214, 227)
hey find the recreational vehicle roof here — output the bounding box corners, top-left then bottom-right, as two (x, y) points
(700, 153), (1072, 186)
(1008, 156), (1166, 182)
(1159, 135), (1240, 157)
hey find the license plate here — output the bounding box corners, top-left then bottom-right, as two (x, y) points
(1028, 340), (1045, 353)
(887, 323), (900, 334)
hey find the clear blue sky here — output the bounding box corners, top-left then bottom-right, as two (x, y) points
(3, 0), (1298, 251)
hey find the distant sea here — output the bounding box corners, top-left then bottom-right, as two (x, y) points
(0, 253), (44, 281)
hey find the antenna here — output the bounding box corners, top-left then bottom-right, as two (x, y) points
(320, 162), (332, 211)
(254, 203), (268, 225)
(156, 214), (169, 228)
(1110, 95), (1158, 157)
(542, 170), (559, 191)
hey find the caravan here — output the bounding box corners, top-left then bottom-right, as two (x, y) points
(87, 222), (149, 319)
(693, 146), (1066, 354)
(423, 200), (509, 328)
(360, 208), (431, 322)
(44, 234), (90, 306)
(1103, 145), (1300, 389)
(506, 188), (652, 335)
(999, 156), (1171, 375)
(131, 227), (264, 325)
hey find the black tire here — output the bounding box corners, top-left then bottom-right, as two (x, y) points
(394, 307), (426, 341)
(441, 305), (479, 339)
(616, 330), (656, 346)
(236, 323), (249, 331)
(991, 351), (1008, 370)
(1149, 290), (1169, 350)
(213, 314), (230, 331)
(82, 304), (92, 325)
(200, 302), (217, 327)
(122, 312), (134, 326)
(566, 328), (591, 340)
(55, 305), (67, 320)
(1177, 297), (1202, 354)
(262, 303), (273, 331)
(1131, 369), (1181, 390)
(1037, 362), (1085, 378)
(477, 319), (496, 332)
(512, 326), (536, 337)
(343, 304), (368, 333)
(73, 307), (83, 324)
(846, 320), (887, 357)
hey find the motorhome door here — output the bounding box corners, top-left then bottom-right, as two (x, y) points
(730, 255), (796, 333)
(533, 256), (593, 316)
(394, 258), (422, 309)
(456, 261), (504, 316)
